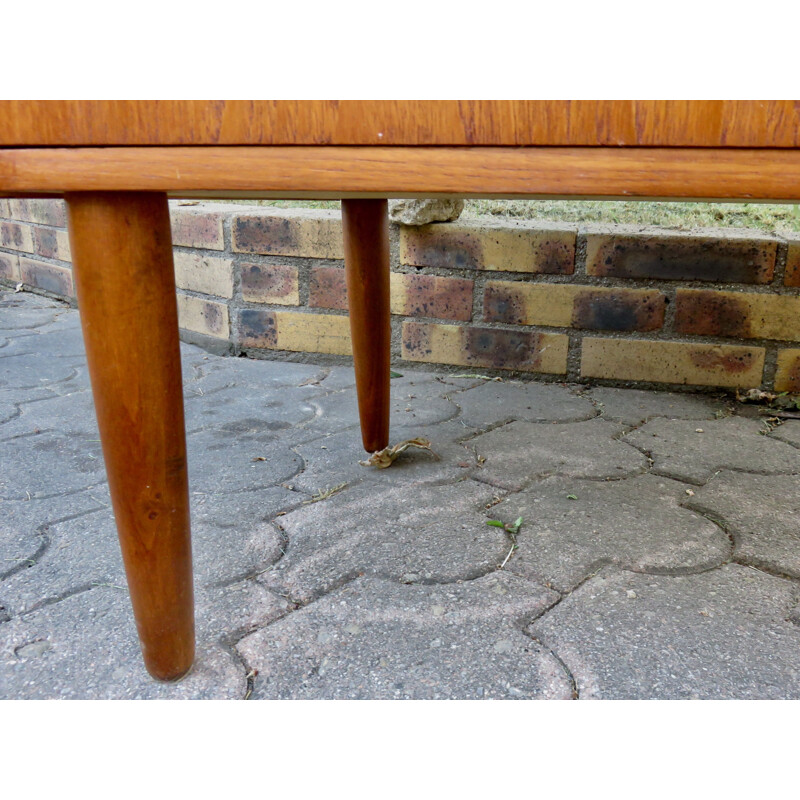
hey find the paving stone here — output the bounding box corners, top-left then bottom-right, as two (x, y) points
(0, 580), (290, 699)
(0, 322), (87, 360)
(686, 471), (800, 578)
(625, 416), (800, 484)
(183, 383), (318, 436)
(0, 490), (108, 586)
(0, 433), (107, 500)
(291, 420), (480, 495)
(495, 474), (730, 592)
(193, 356), (322, 392)
(266, 479), (509, 604)
(0, 354), (79, 392)
(450, 380), (596, 429)
(185, 429), (302, 493)
(0, 294), (63, 331)
(588, 386), (727, 427)
(238, 573), (570, 699)
(0, 485), (292, 616)
(307, 376), (458, 436)
(470, 418), (648, 491)
(0, 389), (97, 439)
(770, 420), (800, 448)
(529, 565), (800, 699)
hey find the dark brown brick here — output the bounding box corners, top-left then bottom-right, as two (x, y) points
(483, 281), (528, 324)
(310, 267), (347, 310)
(0, 253), (20, 281)
(237, 309), (278, 348)
(241, 263), (299, 305)
(775, 350), (800, 391)
(19, 258), (74, 297)
(394, 273), (473, 321)
(572, 289), (665, 332)
(232, 212), (343, 259)
(170, 209), (225, 250)
(674, 290), (752, 337)
(1, 222), (33, 253)
(586, 233), (776, 284)
(401, 222), (575, 274)
(8, 199), (67, 227)
(401, 321), (568, 373)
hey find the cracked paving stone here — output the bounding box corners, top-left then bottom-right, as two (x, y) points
(0, 355), (79, 392)
(193, 356), (322, 393)
(0, 323), (87, 360)
(0, 295), (63, 331)
(529, 565), (800, 699)
(0, 433), (106, 500)
(451, 380), (596, 429)
(291, 420), (480, 495)
(494, 474), (730, 592)
(307, 376), (458, 436)
(0, 485), (292, 616)
(0, 489), (109, 583)
(238, 573), (570, 699)
(265, 480), (510, 604)
(470, 418), (648, 491)
(770, 420), (800, 449)
(0, 580), (291, 699)
(624, 417), (800, 484)
(183, 383), (318, 435)
(0, 388), (97, 439)
(186, 429), (302, 493)
(587, 387), (727, 428)
(686, 471), (800, 579)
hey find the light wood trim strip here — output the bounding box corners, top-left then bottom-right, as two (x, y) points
(4, 146), (800, 200)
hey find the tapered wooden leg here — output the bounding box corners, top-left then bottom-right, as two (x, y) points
(342, 199), (391, 452)
(66, 192), (194, 682)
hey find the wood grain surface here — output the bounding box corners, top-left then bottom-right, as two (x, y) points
(4, 145), (800, 200)
(342, 199), (391, 452)
(1, 101), (798, 147)
(66, 192), (195, 682)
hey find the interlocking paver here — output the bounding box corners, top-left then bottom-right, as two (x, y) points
(266, 480), (509, 604)
(238, 573), (570, 699)
(494, 474), (730, 592)
(291, 419), (480, 494)
(625, 416), (800, 483)
(307, 375), (459, 436)
(451, 380), (596, 429)
(0, 485), (293, 616)
(686, 471), (800, 578)
(0, 580), (291, 699)
(3, 289), (800, 700)
(587, 386), (727, 427)
(529, 565), (800, 699)
(470, 418), (648, 491)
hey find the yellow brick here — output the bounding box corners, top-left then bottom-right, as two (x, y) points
(173, 252), (234, 298)
(1, 222), (34, 253)
(233, 211), (344, 259)
(774, 349), (800, 392)
(401, 321), (568, 374)
(176, 294), (229, 339)
(581, 338), (764, 388)
(400, 221), (575, 273)
(0, 253), (20, 281)
(676, 289), (800, 341)
(484, 281), (577, 326)
(274, 311), (352, 356)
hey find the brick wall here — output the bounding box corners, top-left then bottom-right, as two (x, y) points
(2, 197), (800, 393)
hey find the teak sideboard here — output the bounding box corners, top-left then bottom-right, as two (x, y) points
(2, 100), (799, 681)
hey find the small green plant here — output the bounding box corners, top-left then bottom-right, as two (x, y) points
(487, 516), (523, 568)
